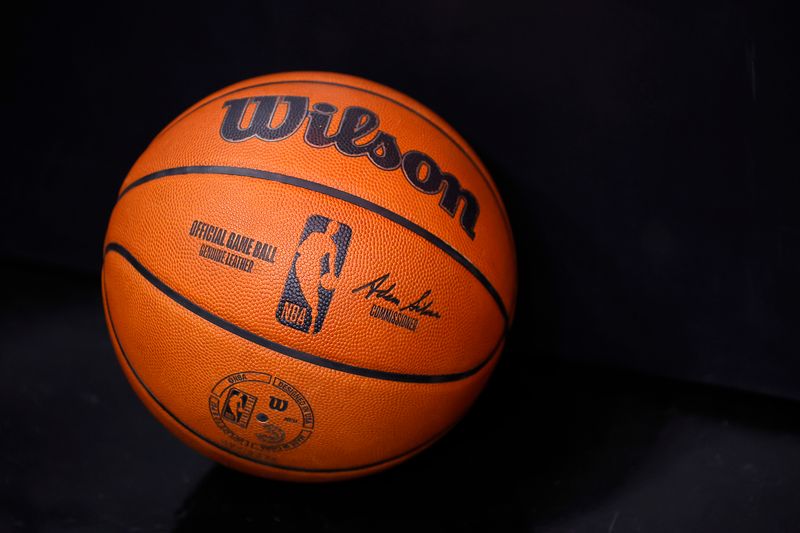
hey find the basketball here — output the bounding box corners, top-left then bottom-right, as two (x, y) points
(102, 71), (516, 481)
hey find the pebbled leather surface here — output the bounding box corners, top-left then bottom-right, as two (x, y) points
(103, 71), (516, 480)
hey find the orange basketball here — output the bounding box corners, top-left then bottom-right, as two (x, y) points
(102, 72), (516, 481)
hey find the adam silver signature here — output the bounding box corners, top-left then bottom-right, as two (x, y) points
(352, 273), (442, 318)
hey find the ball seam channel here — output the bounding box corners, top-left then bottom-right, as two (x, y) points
(115, 165), (510, 325)
(102, 265), (498, 473)
(104, 242), (503, 383)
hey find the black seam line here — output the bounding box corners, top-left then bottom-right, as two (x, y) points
(117, 165), (510, 325)
(105, 242), (501, 384)
(102, 270), (455, 474)
(155, 77), (510, 231)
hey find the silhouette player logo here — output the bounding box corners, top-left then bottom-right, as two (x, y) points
(221, 388), (257, 429)
(277, 215), (353, 333)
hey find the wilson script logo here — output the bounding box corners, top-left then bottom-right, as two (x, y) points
(219, 95), (480, 239)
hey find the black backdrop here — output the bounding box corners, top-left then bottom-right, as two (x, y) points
(7, 0), (799, 399)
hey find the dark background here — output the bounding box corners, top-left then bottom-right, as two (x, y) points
(3, 1), (799, 531)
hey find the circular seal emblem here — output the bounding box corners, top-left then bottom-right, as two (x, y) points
(209, 372), (314, 455)
(256, 424), (286, 445)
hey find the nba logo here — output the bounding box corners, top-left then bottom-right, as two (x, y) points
(277, 215), (352, 334)
(221, 388), (257, 429)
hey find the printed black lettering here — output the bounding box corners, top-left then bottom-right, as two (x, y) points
(402, 151), (478, 238)
(331, 106), (401, 170)
(253, 241), (277, 263)
(304, 102), (338, 147)
(353, 273), (441, 321)
(221, 96), (309, 142)
(219, 97), (479, 238)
